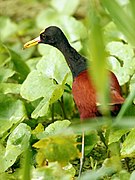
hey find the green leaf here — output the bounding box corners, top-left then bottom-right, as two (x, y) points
(121, 128), (135, 157)
(31, 97), (50, 119)
(107, 41), (135, 85)
(36, 120), (71, 139)
(33, 120), (78, 166)
(0, 94), (27, 137)
(32, 162), (75, 180)
(51, 0), (79, 15)
(0, 17), (17, 41)
(33, 135), (79, 166)
(20, 70), (55, 101)
(0, 83), (21, 94)
(84, 131), (98, 155)
(21, 70), (65, 118)
(104, 22), (126, 43)
(37, 45), (70, 84)
(109, 129), (129, 144)
(26, 57), (41, 71)
(0, 123), (31, 173)
(32, 123), (44, 135)
(0, 67), (15, 82)
(9, 49), (30, 82)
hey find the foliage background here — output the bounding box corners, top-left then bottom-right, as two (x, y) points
(0, 0), (135, 179)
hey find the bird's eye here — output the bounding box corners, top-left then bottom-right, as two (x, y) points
(40, 33), (46, 40)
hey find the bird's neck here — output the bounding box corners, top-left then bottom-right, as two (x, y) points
(57, 42), (87, 78)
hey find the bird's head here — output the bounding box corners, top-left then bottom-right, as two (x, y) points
(23, 26), (69, 49)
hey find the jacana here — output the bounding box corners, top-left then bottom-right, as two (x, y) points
(24, 26), (124, 174)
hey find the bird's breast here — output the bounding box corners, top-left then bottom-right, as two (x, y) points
(72, 70), (97, 119)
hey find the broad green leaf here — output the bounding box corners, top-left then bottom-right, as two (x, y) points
(0, 83), (21, 94)
(20, 70), (55, 101)
(32, 123), (44, 135)
(32, 162), (75, 180)
(33, 120), (78, 165)
(36, 120), (71, 139)
(84, 131), (98, 155)
(109, 129), (129, 144)
(0, 123), (31, 173)
(51, 0), (79, 15)
(104, 22), (126, 43)
(32, 84), (64, 118)
(107, 41), (135, 85)
(37, 45), (70, 84)
(21, 70), (64, 118)
(31, 97), (50, 119)
(121, 128), (135, 157)
(0, 67), (15, 82)
(0, 94), (27, 137)
(9, 49), (30, 82)
(33, 135), (79, 166)
(0, 17), (17, 41)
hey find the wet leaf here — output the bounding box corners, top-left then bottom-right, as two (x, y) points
(0, 67), (15, 82)
(121, 128), (135, 157)
(0, 94), (27, 137)
(109, 129), (129, 144)
(107, 41), (135, 85)
(0, 123), (31, 172)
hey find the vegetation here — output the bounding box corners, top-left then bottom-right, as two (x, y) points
(0, 0), (135, 179)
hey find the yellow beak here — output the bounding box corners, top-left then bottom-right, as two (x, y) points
(23, 36), (41, 49)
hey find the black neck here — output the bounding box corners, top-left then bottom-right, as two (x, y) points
(56, 42), (87, 78)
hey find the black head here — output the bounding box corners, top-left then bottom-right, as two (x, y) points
(23, 26), (69, 49)
(39, 26), (69, 48)
(23, 26), (87, 78)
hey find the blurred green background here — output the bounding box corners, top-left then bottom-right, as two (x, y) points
(1, 0), (135, 179)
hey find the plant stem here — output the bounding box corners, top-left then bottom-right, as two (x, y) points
(59, 96), (67, 119)
(51, 103), (54, 122)
(22, 146), (31, 180)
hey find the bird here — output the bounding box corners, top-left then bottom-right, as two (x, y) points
(24, 26), (124, 118)
(24, 26), (124, 174)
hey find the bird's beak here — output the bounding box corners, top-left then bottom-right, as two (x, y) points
(23, 36), (41, 49)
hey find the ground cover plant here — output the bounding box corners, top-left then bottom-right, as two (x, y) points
(0, 0), (135, 179)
